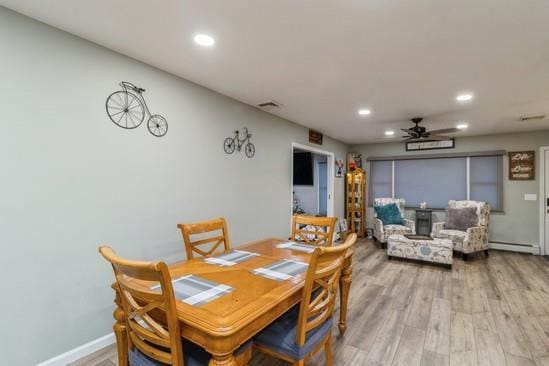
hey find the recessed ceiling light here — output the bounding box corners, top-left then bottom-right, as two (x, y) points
(193, 34), (215, 47)
(358, 109), (371, 116)
(456, 93), (473, 102)
(385, 130), (395, 136)
(457, 123), (469, 130)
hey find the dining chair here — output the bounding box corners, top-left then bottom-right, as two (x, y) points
(291, 214), (338, 247)
(98, 246), (251, 366)
(177, 217), (231, 259)
(253, 233), (357, 366)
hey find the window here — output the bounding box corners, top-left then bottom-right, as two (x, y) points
(394, 158), (467, 208)
(369, 153), (503, 210)
(369, 161), (392, 200)
(470, 156), (503, 210)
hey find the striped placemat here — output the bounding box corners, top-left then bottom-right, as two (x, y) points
(203, 250), (259, 267)
(151, 275), (233, 306)
(251, 259), (308, 281)
(276, 241), (316, 253)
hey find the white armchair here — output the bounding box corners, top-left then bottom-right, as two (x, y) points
(432, 200), (490, 260)
(373, 198), (415, 247)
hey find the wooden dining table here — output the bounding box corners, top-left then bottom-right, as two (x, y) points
(111, 237), (354, 366)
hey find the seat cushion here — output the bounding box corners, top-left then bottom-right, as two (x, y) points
(129, 338), (251, 366)
(254, 304), (333, 360)
(374, 203), (404, 225)
(434, 229), (467, 251)
(384, 224), (412, 236)
(435, 229), (467, 242)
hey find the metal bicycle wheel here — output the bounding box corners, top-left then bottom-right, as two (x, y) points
(147, 115), (168, 137)
(245, 142), (255, 158)
(106, 91), (145, 129)
(224, 137), (236, 154)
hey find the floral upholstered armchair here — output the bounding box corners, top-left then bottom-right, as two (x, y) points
(432, 200), (490, 260)
(373, 198), (415, 247)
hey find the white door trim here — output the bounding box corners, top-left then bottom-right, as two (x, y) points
(539, 146), (549, 256)
(291, 142), (335, 219)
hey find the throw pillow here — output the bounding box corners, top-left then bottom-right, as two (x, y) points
(374, 203), (404, 225)
(445, 207), (478, 231)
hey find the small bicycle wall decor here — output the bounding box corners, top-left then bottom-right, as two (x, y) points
(223, 127), (255, 158)
(106, 81), (168, 137)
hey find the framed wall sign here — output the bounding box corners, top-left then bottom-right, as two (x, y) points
(508, 151), (535, 180)
(405, 139), (455, 152)
(309, 129), (323, 145)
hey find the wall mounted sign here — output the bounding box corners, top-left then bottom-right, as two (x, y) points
(405, 139), (455, 152)
(509, 151), (535, 180)
(223, 127), (255, 158)
(106, 81), (168, 137)
(309, 129), (323, 145)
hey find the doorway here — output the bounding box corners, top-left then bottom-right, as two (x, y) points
(540, 146), (549, 256)
(291, 142), (335, 219)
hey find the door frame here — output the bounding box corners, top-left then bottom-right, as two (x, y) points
(539, 146), (549, 256)
(291, 142), (335, 218)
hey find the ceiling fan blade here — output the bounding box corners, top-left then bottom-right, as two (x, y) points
(428, 128), (460, 135)
(428, 134), (452, 141)
(401, 128), (412, 133)
(404, 138), (425, 143)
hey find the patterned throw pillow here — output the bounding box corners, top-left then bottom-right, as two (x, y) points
(445, 207), (478, 231)
(374, 203), (404, 225)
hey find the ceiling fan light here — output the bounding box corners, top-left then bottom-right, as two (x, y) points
(385, 130), (395, 136)
(358, 109), (371, 116)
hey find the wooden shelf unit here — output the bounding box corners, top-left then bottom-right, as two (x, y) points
(345, 168), (366, 237)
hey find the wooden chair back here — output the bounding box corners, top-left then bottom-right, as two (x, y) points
(291, 215), (338, 247)
(177, 217), (231, 259)
(295, 233), (357, 347)
(99, 246), (183, 366)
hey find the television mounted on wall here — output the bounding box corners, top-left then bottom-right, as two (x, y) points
(293, 152), (313, 185)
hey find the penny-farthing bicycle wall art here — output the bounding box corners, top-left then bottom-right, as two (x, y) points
(106, 81), (168, 137)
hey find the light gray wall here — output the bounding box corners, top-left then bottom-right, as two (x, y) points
(0, 7), (348, 365)
(352, 130), (549, 248)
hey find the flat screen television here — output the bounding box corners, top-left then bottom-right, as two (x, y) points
(293, 152), (313, 185)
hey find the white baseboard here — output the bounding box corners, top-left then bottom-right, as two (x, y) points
(489, 241), (536, 254)
(36, 332), (115, 366)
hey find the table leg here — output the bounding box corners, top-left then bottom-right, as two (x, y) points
(208, 352), (237, 366)
(112, 285), (129, 366)
(338, 265), (352, 335)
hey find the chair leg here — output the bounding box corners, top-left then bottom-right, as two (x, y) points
(324, 334), (334, 366)
(462, 253), (468, 261)
(293, 360), (305, 366)
(484, 249), (489, 257)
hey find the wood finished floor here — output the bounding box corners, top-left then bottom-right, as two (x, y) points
(72, 239), (549, 366)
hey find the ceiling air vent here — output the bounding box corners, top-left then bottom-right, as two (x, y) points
(257, 100), (282, 110)
(519, 114), (546, 122)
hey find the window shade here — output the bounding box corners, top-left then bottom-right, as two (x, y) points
(470, 155), (503, 210)
(368, 152), (504, 209)
(394, 158), (467, 208)
(369, 161), (392, 205)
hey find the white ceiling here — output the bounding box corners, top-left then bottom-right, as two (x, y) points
(3, 0), (549, 144)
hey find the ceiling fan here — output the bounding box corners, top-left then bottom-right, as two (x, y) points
(401, 117), (460, 142)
